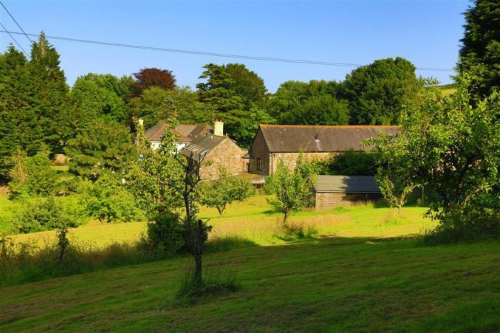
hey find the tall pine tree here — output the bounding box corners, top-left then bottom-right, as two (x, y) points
(0, 46), (42, 180)
(459, 0), (500, 97)
(29, 32), (70, 154)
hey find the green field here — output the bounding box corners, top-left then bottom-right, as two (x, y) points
(2, 193), (499, 331)
(1, 236), (499, 331)
(7, 195), (435, 246)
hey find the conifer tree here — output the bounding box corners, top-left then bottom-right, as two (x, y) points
(0, 46), (42, 179)
(459, 0), (500, 97)
(29, 32), (70, 153)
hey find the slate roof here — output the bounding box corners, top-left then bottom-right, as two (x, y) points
(314, 175), (381, 193)
(145, 123), (212, 143)
(259, 124), (401, 153)
(181, 134), (227, 161)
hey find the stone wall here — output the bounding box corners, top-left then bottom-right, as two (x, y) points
(249, 130), (270, 175)
(200, 137), (246, 180)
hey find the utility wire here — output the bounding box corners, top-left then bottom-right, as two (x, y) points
(0, 23), (28, 56)
(0, 29), (455, 72)
(0, 1), (34, 44)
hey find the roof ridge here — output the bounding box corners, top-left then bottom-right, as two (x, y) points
(148, 123), (169, 140)
(260, 124), (402, 128)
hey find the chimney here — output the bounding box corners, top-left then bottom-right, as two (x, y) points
(214, 120), (224, 136)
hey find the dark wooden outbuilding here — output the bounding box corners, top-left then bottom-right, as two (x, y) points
(313, 175), (382, 209)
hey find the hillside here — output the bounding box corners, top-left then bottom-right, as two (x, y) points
(1, 196), (499, 331)
(1, 236), (499, 331)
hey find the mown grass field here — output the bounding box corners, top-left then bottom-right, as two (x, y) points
(1, 236), (499, 331)
(2, 193), (499, 331)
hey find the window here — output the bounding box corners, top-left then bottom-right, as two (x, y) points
(256, 158), (262, 171)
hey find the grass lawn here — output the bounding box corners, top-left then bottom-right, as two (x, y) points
(10, 195), (435, 247)
(1, 193), (499, 331)
(1, 236), (499, 331)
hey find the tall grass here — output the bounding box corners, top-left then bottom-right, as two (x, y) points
(0, 236), (167, 287)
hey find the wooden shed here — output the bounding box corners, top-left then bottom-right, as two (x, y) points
(313, 175), (382, 210)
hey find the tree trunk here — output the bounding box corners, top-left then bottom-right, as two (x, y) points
(193, 219), (204, 285)
(283, 210), (289, 224)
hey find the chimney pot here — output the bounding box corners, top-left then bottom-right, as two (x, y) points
(214, 120), (224, 136)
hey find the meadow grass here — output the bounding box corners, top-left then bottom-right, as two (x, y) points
(9, 194), (435, 246)
(0, 236), (498, 331)
(1, 193), (498, 331)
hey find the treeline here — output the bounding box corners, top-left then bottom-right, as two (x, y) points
(1, 32), (425, 181)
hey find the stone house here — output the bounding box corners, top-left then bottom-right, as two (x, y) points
(249, 124), (401, 175)
(313, 175), (382, 209)
(144, 122), (213, 150)
(181, 121), (248, 180)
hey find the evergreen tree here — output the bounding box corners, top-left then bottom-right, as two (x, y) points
(197, 63), (246, 134)
(0, 46), (42, 179)
(459, 0), (500, 97)
(29, 32), (70, 153)
(65, 119), (137, 180)
(225, 63), (268, 108)
(197, 63), (272, 145)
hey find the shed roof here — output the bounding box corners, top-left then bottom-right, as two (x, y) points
(314, 175), (381, 193)
(259, 124), (400, 153)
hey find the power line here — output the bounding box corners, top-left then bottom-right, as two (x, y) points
(0, 1), (34, 45)
(0, 29), (455, 72)
(0, 23), (28, 56)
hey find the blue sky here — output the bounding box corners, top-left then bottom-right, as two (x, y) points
(0, 0), (469, 92)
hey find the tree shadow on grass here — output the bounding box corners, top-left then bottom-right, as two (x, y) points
(204, 237), (258, 253)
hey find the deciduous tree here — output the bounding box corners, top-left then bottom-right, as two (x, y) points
(133, 67), (176, 94)
(199, 167), (254, 216)
(266, 155), (313, 224)
(343, 57), (420, 125)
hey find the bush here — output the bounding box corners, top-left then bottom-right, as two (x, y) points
(14, 197), (86, 233)
(140, 213), (185, 256)
(8, 148), (79, 199)
(424, 197), (500, 244)
(81, 174), (145, 223)
(324, 150), (377, 176)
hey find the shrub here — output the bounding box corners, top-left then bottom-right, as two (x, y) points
(81, 174), (145, 223)
(140, 213), (185, 256)
(14, 197), (85, 233)
(424, 195), (500, 244)
(8, 148), (79, 199)
(325, 150), (377, 176)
